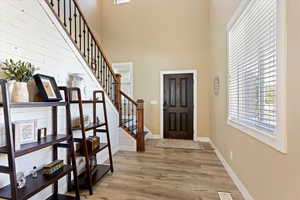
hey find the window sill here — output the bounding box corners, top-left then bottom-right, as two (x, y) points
(228, 120), (287, 153)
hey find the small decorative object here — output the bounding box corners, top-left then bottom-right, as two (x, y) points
(16, 172), (26, 189)
(31, 166), (38, 178)
(213, 76), (220, 96)
(13, 120), (37, 150)
(96, 117), (100, 124)
(7, 80), (15, 101)
(0, 80), (16, 102)
(76, 157), (86, 175)
(27, 79), (44, 102)
(69, 73), (86, 100)
(79, 136), (100, 153)
(33, 74), (62, 102)
(90, 156), (97, 170)
(1, 59), (38, 102)
(72, 115), (90, 129)
(43, 160), (64, 176)
(37, 128), (47, 141)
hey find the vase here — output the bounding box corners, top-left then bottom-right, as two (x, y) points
(12, 82), (29, 102)
(69, 73), (86, 100)
(0, 80), (15, 102)
(8, 80), (15, 99)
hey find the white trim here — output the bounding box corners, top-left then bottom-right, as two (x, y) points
(210, 141), (254, 200)
(195, 137), (211, 143)
(148, 134), (162, 139)
(160, 70), (198, 141)
(118, 144), (136, 151)
(226, 0), (287, 153)
(112, 62), (134, 97)
(227, 0), (250, 31)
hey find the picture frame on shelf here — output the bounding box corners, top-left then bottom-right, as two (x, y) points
(37, 128), (47, 141)
(13, 120), (37, 150)
(33, 74), (62, 102)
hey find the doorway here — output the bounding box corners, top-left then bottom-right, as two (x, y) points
(161, 72), (195, 140)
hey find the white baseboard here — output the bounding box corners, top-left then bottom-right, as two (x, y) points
(209, 141), (254, 200)
(195, 137), (211, 142)
(119, 144), (136, 152)
(148, 134), (162, 139)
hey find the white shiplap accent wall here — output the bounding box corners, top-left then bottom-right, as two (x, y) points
(0, 1), (120, 199)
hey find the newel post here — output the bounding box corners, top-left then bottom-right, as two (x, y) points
(136, 99), (145, 152)
(114, 73), (121, 112)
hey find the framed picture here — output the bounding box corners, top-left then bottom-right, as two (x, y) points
(33, 74), (62, 102)
(37, 128), (47, 141)
(13, 120), (37, 149)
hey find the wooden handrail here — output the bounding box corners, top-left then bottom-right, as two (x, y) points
(44, 0), (118, 107)
(44, 0), (146, 152)
(120, 91), (138, 106)
(71, 0), (116, 80)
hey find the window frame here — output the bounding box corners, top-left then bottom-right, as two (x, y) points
(227, 0), (287, 153)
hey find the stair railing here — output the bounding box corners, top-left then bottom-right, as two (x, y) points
(120, 91), (145, 152)
(44, 0), (145, 151)
(45, 0), (117, 105)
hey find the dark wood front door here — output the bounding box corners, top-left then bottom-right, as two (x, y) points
(163, 73), (194, 140)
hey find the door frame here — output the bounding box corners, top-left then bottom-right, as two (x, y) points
(160, 70), (197, 141)
(112, 62), (134, 97)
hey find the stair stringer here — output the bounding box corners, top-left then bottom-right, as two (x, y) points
(119, 128), (137, 151)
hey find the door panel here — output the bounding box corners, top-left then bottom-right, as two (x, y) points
(163, 74), (194, 140)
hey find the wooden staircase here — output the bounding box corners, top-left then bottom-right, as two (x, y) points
(44, 0), (146, 152)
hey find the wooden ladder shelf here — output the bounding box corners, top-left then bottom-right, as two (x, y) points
(69, 88), (113, 195)
(0, 80), (80, 200)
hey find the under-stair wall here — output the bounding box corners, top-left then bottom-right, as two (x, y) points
(0, 1), (120, 199)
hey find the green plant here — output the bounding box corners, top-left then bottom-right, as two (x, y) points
(1, 59), (39, 82)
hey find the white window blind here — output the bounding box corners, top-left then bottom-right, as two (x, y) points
(228, 0), (277, 134)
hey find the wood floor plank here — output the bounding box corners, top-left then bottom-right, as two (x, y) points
(79, 139), (244, 200)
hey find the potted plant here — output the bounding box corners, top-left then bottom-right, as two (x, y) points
(1, 59), (38, 102)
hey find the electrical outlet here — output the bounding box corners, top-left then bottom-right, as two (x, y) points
(230, 151), (233, 160)
(218, 192), (233, 200)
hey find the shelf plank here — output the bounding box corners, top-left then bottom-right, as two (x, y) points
(0, 166), (10, 174)
(0, 165), (73, 200)
(0, 102), (67, 108)
(72, 122), (106, 132)
(75, 143), (108, 158)
(0, 146), (8, 154)
(77, 165), (111, 188)
(14, 135), (69, 157)
(46, 194), (77, 200)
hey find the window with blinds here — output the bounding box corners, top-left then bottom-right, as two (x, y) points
(228, 0), (277, 134)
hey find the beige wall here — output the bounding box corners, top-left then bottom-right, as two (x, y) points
(99, 0), (211, 137)
(209, 0), (300, 199)
(77, 0), (102, 39)
(75, 1), (300, 198)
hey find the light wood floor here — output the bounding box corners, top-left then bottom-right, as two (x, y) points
(81, 139), (244, 200)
